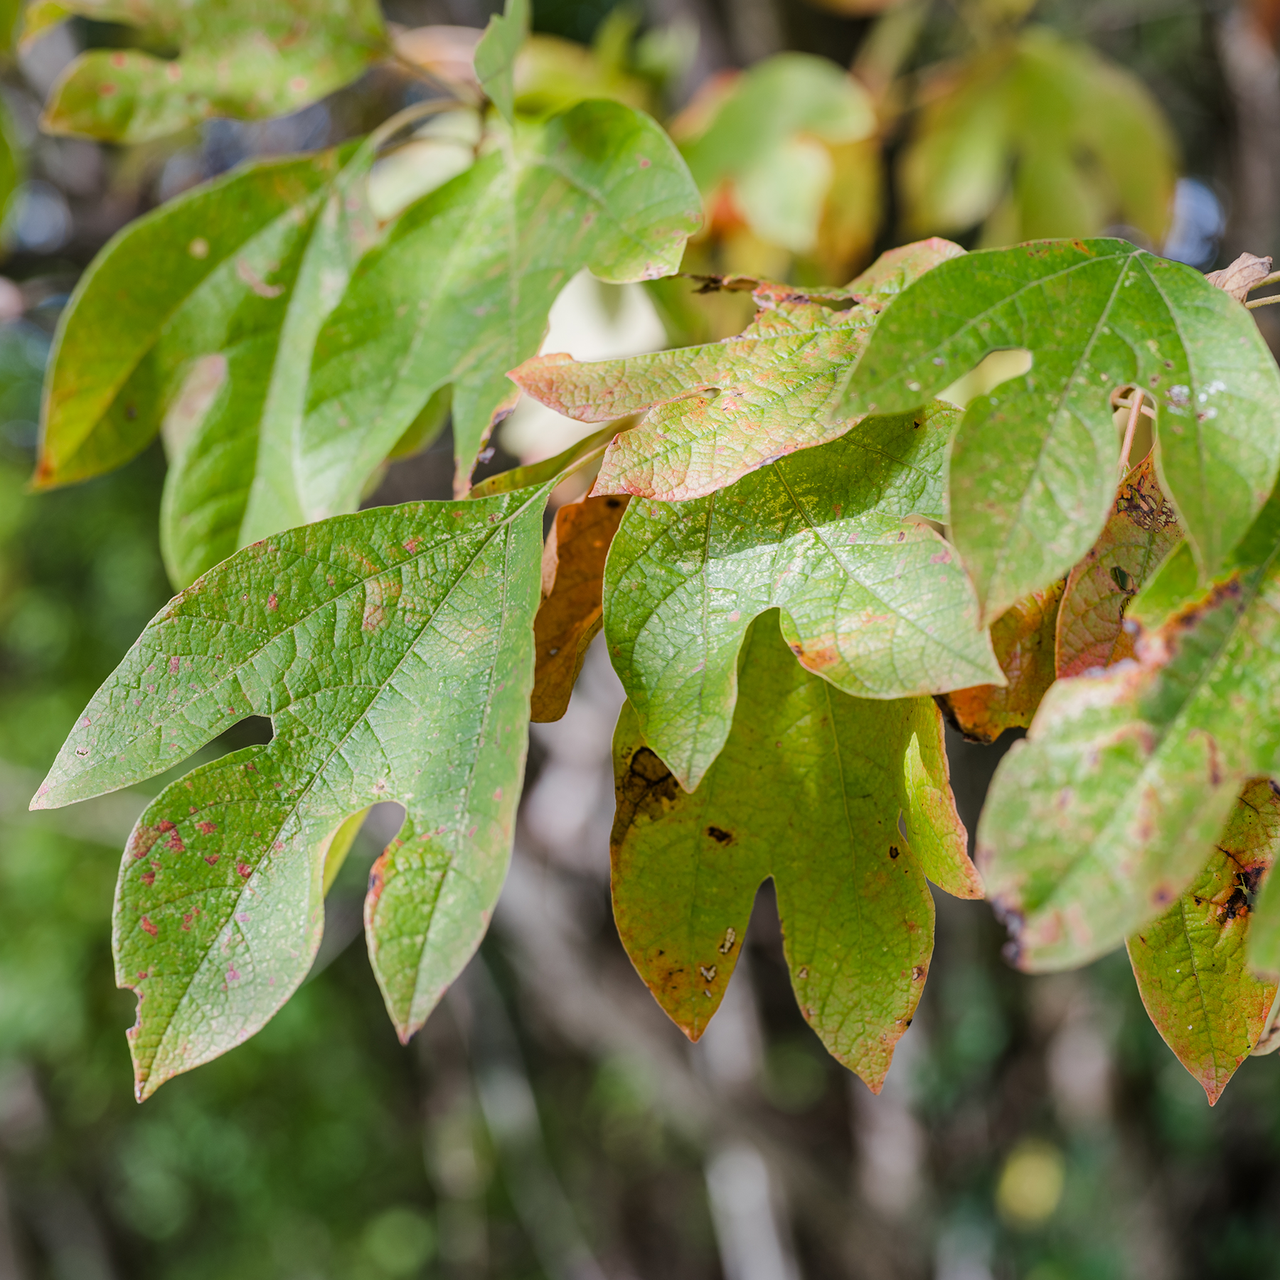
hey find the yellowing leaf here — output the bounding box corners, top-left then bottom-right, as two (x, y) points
(511, 239), (964, 504)
(42, 0), (387, 143)
(1128, 779), (1280, 1103)
(941, 579), (1063, 745)
(610, 617), (974, 1090)
(1056, 455), (1181, 679)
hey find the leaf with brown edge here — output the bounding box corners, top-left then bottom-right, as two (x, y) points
(978, 491), (1280, 972)
(1127, 778), (1280, 1104)
(509, 238), (965, 504)
(940, 579), (1064, 745)
(610, 614), (974, 1091)
(1056, 455), (1181, 679)
(531, 492), (630, 723)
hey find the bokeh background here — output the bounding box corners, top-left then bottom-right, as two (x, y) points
(4, 1), (1280, 1277)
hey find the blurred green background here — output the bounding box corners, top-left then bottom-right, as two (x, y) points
(5, 1), (1280, 1277)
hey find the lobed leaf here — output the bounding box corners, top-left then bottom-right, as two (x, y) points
(1127, 779), (1280, 1104)
(978, 495), (1280, 971)
(511, 239), (964, 504)
(941, 579), (1063, 745)
(603, 401), (1002, 791)
(33, 482), (554, 1097)
(306, 99), (702, 497)
(532, 492), (630, 723)
(841, 240), (1280, 620)
(474, 0), (530, 124)
(1055, 455), (1181, 679)
(610, 616), (976, 1090)
(41, 0), (387, 143)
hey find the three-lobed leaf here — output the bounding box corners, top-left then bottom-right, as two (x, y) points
(33, 482), (554, 1097)
(41, 0), (387, 143)
(603, 401), (1002, 791)
(842, 239), (1280, 620)
(512, 239), (964, 503)
(610, 616), (978, 1091)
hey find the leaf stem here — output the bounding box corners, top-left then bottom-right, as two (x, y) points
(1245, 293), (1280, 310)
(1117, 389), (1146, 478)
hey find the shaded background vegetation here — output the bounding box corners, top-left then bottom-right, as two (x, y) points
(3, 1), (1280, 1277)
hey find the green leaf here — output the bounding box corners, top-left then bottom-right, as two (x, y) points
(511, 239), (964, 503)
(978, 495), (1280, 971)
(32, 482), (554, 1097)
(41, 0), (387, 144)
(940, 579), (1063, 745)
(1055, 454), (1181, 679)
(610, 615), (977, 1091)
(603, 401), (1002, 791)
(474, 0), (530, 124)
(36, 140), (381, 588)
(1127, 779), (1279, 1104)
(305, 99), (702, 497)
(841, 240), (1280, 620)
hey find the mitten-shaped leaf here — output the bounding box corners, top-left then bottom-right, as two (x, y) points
(532, 492), (630, 723)
(979, 495), (1280, 971)
(841, 240), (1280, 620)
(610, 616), (977, 1091)
(1056, 455), (1181, 678)
(511, 239), (964, 503)
(1128, 779), (1280, 1104)
(36, 140), (380, 587)
(32, 484), (552, 1097)
(41, 0), (387, 143)
(604, 401), (1001, 790)
(306, 100), (701, 496)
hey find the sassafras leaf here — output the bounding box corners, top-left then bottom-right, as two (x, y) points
(33, 482), (554, 1097)
(306, 99), (702, 496)
(532, 492), (630, 723)
(41, 0), (387, 143)
(841, 240), (1280, 619)
(1127, 779), (1279, 1104)
(941, 578), (1063, 745)
(603, 402), (1001, 791)
(978, 495), (1280, 971)
(510, 239), (963, 503)
(610, 616), (973, 1090)
(1055, 454), (1181, 678)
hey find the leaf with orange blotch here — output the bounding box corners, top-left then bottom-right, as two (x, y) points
(532, 492), (630, 723)
(508, 238), (965, 504)
(941, 579), (1064, 745)
(1127, 778), (1280, 1103)
(1055, 455), (1181, 679)
(610, 616), (968, 1091)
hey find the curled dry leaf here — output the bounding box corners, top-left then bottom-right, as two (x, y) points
(1205, 251), (1274, 303)
(1127, 778), (1280, 1103)
(532, 492), (630, 723)
(940, 579), (1064, 745)
(1055, 454), (1181, 679)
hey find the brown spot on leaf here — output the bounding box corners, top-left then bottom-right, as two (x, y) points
(707, 826), (733, 845)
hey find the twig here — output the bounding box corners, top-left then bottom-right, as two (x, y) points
(1118, 390), (1146, 478)
(1246, 293), (1280, 309)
